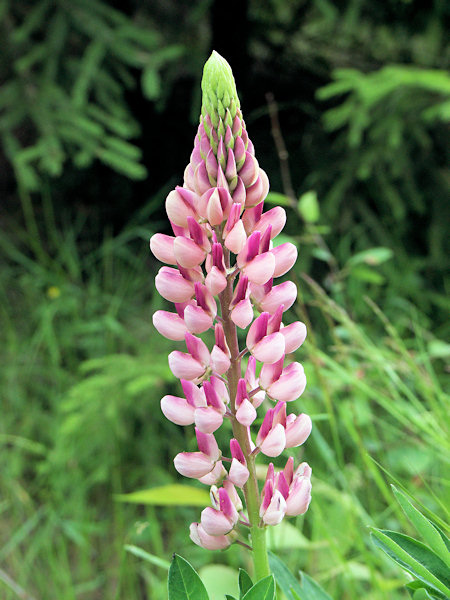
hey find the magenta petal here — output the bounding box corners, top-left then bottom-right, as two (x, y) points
(160, 395), (195, 425)
(174, 452), (213, 478)
(254, 207), (286, 239)
(261, 489), (287, 525)
(281, 321), (307, 353)
(239, 152), (259, 187)
(185, 333), (210, 367)
(152, 310), (188, 341)
(168, 351), (205, 380)
(246, 312), (269, 349)
(252, 332), (285, 364)
(196, 428), (220, 461)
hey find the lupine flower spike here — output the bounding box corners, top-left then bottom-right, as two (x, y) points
(150, 51), (312, 581)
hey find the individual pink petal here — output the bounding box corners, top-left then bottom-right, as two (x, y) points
(225, 220), (247, 253)
(230, 298), (254, 329)
(285, 477), (312, 516)
(239, 152), (259, 187)
(149, 233), (177, 264)
(205, 266), (227, 295)
(281, 321), (307, 353)
(260, 281), (297, 314)
(160, 395), (195, 426)
(181, 379), (206, 408)
(165, 189), (197, 227)
(189, 523), (231, 550)
(196, 428), (220, 461)
(210, 345), (231, 375)
(245, 169), (269, 207)
(155, 267), (195, 303)
(285, 413), (312, 447)
(223, 480), (243, 511)
(168, 351), (205, 380)
(261, 489), (287, 525)
(268, 362), (306, 402)
(246, 312), (269, 349)
(294, 461), (312, 480)
(194, 407), (223, 434)
(229, 458), (250, 487)
(174, 452), (213, 478)
(251, 332), (285, 364)
(207, 188), (224, 226)
(254, 207), (286, 239)
(236, 398), (257, 426)
(195, 161), (212, 195)
(152, 310), (188, 341)
(185, 333), (210, 367)
(184, 305), (213, 334)
(198, 461), (227, 485)
(242, 252), (275, 285)
(201, 507), (234, 535)
(173, 236), (206, 268)
(259, 357), (284, 390)
(271, 242), (298, 277)
(259, 423), (286, 457)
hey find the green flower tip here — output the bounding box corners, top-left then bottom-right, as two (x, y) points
(201, 50), (240, 122)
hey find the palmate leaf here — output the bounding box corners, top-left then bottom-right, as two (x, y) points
(370, 528), (450, 597)
(168, 554), (209, 600)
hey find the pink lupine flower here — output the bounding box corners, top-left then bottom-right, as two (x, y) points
(189, 522), (234, 550)
(150, 51), (314, 560)
(201, 486), (239, 535)
(228, 438), (250, 487)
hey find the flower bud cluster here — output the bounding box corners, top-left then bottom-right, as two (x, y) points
(150, 52), (312, 551)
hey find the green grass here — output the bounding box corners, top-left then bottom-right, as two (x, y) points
(0, 201), (448, 599)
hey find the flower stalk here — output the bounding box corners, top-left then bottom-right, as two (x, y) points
(150, 51), (312, 581)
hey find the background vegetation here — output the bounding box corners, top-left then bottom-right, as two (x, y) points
(0, 1), (448, 598)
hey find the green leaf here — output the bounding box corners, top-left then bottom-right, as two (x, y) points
(142, 68), (161, 100)
(239, 569), (253, 598)
(115, 484), (211, 507)
(199, 565), (239, 600)
(350, 265), (385, 284)
(347, 247), (393, 267)
(168, 554), (209, 600)
(268, 552), (332, 600)
(266, 192), (292, 207)
(242, 575), (275, 600)
(392, 486), (450, 566)
(406, 579), (447, 599)
(124, 544), (170, 570)
(371, 529), (450, 596)
(298, 191), (320, 223)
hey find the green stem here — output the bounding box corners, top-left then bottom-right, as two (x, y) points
(218, 244), (270, 582)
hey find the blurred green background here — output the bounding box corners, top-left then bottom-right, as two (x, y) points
(0, 1), (449, 598)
